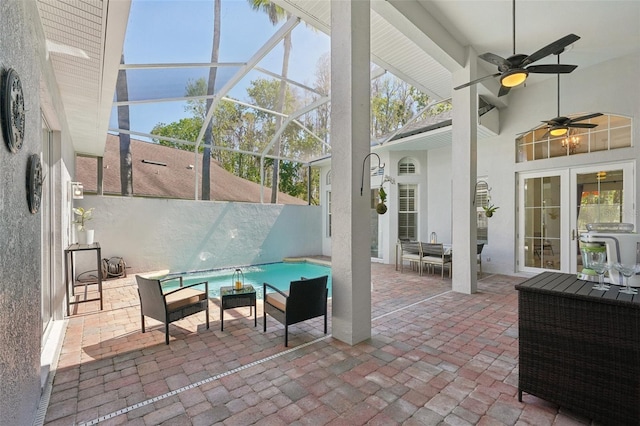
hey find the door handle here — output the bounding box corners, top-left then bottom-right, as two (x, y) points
(571, 229), (576, 241)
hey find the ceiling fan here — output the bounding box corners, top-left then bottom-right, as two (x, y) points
(454, 0), (580, 97)
(541, 52), (602, 137)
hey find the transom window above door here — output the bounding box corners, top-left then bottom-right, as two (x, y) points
(516, 114), (631, 162)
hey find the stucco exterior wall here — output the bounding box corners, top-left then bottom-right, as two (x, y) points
(74, 196), (323, 274)
(0, 1), (45, 424)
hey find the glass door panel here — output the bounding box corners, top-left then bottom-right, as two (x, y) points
(571, 164), (633, 274)
(522, 175), (561, 270)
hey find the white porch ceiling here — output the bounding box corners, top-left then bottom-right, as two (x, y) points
(35, 0), (639, 158)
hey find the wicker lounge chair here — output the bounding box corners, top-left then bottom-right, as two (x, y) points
(263, 275), (328, 347)
(135, 273), (209, 345)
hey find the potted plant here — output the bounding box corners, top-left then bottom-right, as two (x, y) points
(483, 203), (499, 218)
(73, 207), (95, 244)
(376, 187), (388, 215)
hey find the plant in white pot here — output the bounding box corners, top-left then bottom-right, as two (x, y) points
(73, 207), (95, 245)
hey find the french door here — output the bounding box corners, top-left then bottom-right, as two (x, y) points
(518, 162), (634, 274)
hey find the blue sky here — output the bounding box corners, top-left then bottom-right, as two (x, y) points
(110, 0), (330, 137)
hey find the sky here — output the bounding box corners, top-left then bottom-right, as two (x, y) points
(109, 0), (331, 138)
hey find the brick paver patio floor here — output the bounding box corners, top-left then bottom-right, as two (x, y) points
(42, 263), (594, 425)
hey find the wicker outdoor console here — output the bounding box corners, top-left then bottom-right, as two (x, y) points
(516, 272), (640, 425)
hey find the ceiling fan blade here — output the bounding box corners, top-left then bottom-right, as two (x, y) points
(521, 33), (581, 67)
(498, 85), (511, 97)
(478, 53), (508, 68)
(570, 112), (604, 122)
(527, 64), (578, 74)
(567, 123), (599, 129)
(453, 73), (501, 91)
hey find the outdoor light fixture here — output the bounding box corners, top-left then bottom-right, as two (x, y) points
(71, 182), (84, 199)
(500, 69), (529, 88)
(549, 126), (568, 137)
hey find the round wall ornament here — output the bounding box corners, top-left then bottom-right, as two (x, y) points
(27, 154), (43, 214)
(2, 68), (25, 153)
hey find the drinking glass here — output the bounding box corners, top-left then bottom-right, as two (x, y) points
(585, 251), (608, 290)
(613, 263), (639, 295)
(585, 251), (609, 290)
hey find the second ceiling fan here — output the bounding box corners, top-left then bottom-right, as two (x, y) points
(454, 0), (580, 97)
(541, 52), (602, 138)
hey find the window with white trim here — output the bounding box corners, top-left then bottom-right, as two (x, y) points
(476, 181), (489, 242)
(398, 158), (416, 176)
(398, 184), (417, 240)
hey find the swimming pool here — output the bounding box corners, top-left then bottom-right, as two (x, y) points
(164, 261), (332, 299)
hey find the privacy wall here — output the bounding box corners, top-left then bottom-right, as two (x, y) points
(75, 196), (323, 274)
(0, 1), (44, 424)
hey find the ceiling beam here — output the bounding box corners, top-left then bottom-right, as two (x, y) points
(378, 0), (465, 72)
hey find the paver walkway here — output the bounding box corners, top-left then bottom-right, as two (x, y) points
(42, 263), (595, 425)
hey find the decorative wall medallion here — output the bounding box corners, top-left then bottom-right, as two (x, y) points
(2, 68), (25, 153)
(27, 154), (43, 214)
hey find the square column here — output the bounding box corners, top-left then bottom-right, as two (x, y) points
(330, 0), (372, 345)
(451, 47), (478, 294)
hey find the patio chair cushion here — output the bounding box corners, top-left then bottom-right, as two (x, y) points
(265, 291), (289, 311)
(165, 288), (207, 311)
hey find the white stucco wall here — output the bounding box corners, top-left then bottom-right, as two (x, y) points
(74, 196), (322, 274)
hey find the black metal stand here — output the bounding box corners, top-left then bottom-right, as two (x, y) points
(65, 242), (103, 316)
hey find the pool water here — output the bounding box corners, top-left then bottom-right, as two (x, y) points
(163, 261), (332, 299)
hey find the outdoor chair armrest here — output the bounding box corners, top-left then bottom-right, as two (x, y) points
(160, 275), (183, 287)
(263, 282), (289, 298)
(162, 280), (208, 297)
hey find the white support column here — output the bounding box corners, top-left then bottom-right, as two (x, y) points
(330, 0), (371, 345)
(451, 47), (478, 294)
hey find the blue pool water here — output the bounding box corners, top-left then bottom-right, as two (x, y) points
(164, 261), (332, 299)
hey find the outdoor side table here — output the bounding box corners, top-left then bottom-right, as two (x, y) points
(219, 285), (257, 331)
(64, 242), (103, 316)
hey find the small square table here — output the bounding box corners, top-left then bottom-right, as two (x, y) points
(219, 284), (257, 331)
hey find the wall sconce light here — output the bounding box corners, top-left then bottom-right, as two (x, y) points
(71, 182), (84, 199)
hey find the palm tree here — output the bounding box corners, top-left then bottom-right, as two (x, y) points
(247, 0), (291, 204)
(202, 0), (222, 200)
(116, 54), (133, 196)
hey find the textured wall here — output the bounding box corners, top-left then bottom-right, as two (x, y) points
(74, 196), (323, 274)
(0, 1), (44, 425)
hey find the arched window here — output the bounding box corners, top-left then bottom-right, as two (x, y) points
(516, 113), (631, 162)
(326, 170), (332, 185)
(398, 157), (417, 175)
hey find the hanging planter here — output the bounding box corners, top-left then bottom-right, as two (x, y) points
(483, 203), (499, 218)
(376, 187), (388, 215)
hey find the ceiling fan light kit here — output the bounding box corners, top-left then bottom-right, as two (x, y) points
(500, 69), (528, 88)
(549, 126), (568, 137)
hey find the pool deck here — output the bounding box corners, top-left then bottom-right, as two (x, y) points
(41, 262), (594, 425)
